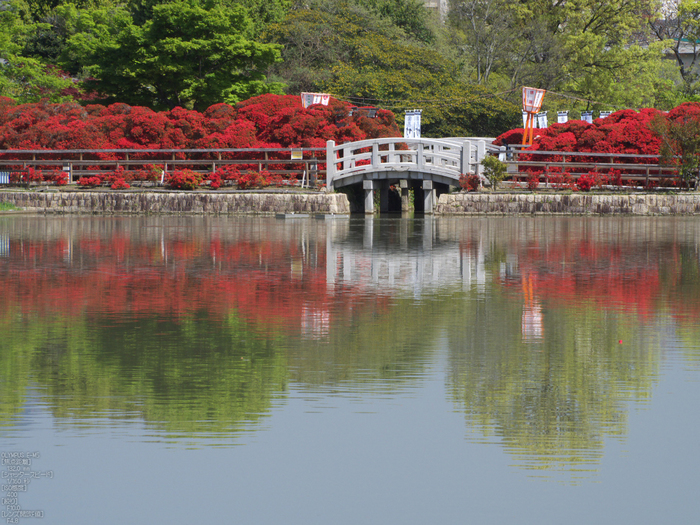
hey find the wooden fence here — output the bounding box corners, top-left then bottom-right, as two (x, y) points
(500, 148), (683, 188)
(0, 147), (326, 186)
(0, 145), (691, 189)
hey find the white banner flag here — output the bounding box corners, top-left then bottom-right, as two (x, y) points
(301, 92), (331, 108)
(537, 111), (548, 129)
(557, 111), (569, 124)
(404, 110), (422, 139)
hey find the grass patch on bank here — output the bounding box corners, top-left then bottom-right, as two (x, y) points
(0, 201), (18, 211)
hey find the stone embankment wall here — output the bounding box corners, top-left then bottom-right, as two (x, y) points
(5, 190), (700, 216)
(436, 193), (700, 215)
(0, 190), (351, 215)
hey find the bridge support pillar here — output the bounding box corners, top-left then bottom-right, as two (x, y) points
(400, 180), (411, 211)
(423, 180), (435, 214)
(363, 180), (376, 214)
(380, 181), (389, 213)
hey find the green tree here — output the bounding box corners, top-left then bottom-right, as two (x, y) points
(357, 0), (436, 43)
(235, 0), (292, 34)
(63, 0), (283, 110)
(649, 104), (700, 188)
(649, 0), (700, 94)
(264, 1), (408, 94)
(447, 0), (522, 85)
(267, 4), (518, 136)
(448, 0), (671, 108)
(481, 154), (506, 189)
(0, 0), (73, 102)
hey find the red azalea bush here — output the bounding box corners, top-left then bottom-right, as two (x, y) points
(0, 94), (402, 188)
(44, 170), (68, 186)
(78, 176), (104, 187)
(205, 172), (222, 189)
(131, 164), (163, 183)
(526, 170), (542, 190)
(459, 173), (480, 191)
(106, 166), (132, 189)
(212, 165), (241, 184)
(491, 106), (700, 188)
(576, 172), (596, 191)
(111, 178), (130, 190)
(493, 107), (666, 158)
(237, 170), (270, 190)
(166, 169), (203, 190)
(21, 167), (44, 185)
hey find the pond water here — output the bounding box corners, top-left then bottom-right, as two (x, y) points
(1, 215), (699, 525)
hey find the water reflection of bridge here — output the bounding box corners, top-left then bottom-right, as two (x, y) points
(325, 218), (489, 294)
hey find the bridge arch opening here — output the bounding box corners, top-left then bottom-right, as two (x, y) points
(339, 179), (454, 214)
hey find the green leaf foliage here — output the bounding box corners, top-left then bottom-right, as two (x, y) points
(0, 0), (73, 102)
(268, 4), (519, 137)
(62, 0), (284, 110)
(448, 0), (675, 111)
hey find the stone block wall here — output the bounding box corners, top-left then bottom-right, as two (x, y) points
(0, 190), (351, 215)
(435, 193), (700, 215)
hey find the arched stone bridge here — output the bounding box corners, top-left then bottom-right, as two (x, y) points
(326, 137), (492, 214)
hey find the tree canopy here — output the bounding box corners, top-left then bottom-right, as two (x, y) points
(265, 3), (519, 136)
(1, 0), (699, 136)
(61, 0), (283, 110)
(0, 0), (74, 103)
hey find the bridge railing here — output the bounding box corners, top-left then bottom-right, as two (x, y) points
(326, 137), (488, 187)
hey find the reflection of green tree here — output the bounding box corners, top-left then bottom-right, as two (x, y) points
(286, 295), (450, 390)
(0, 313), (46, 428)
(1, 312), (288, 441)
(661, 244), (700, 369)
(677, 326), (700, 370)
(445, 287), (660, 474)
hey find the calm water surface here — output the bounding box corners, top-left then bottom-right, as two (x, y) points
(1, 215), (699, 524)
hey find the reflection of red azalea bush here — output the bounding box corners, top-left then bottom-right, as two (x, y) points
(0, 234), (391, 337)
(492, 236), (686, 322)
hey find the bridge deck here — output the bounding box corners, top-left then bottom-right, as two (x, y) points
(326, 137), (489, 189)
